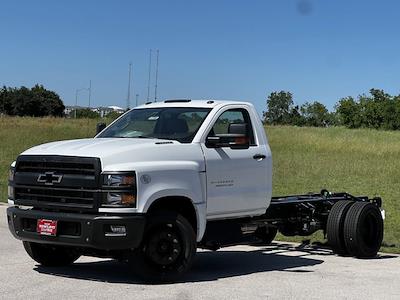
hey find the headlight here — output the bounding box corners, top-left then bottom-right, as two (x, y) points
(8, 166), (15, 200)
(103, 174), (136, 187)
(105, 192), (136, 206)
(8, 186), (14, 200)
(101, 173), (137, 207)
(8, 167), (15, 182)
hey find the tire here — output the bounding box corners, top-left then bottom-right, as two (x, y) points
(23, 241), (81, 266)
(326, 200), (354, 255)
(255, 226), (278, 245)
(343, 202), (383, 258)
(129, 212), (197, 283)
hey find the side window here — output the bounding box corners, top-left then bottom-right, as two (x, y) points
(209, 108), (256, 145)
(179, 111), (209, 133)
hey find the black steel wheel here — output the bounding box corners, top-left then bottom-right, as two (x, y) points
(343, 202), (383, 258)
(326, 200), (354, 255)
(23, 241), (81, 266)
(129, 212), (196, 282)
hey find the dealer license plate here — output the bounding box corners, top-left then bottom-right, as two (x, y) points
(37, 219), (58, 236)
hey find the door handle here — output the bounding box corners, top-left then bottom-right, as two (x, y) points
(253, 154), (266, 160)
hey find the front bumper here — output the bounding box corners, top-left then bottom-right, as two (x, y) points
(7, 206), (146, 250)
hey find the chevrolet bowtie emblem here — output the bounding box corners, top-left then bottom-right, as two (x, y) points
(37, 172), (63, 185)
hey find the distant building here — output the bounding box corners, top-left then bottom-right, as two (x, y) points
(64, 105), (125, 118)
(107, 105), (125, 112)
(64, 106), (84, 117)
(93, 106), (125, 118)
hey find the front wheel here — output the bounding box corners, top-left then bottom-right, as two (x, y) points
(129, 212), (197, 283)
(23, 241), (81, 266)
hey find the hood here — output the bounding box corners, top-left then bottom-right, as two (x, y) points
(21, 138), (205, 171)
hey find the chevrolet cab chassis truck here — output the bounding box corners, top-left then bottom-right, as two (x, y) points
(7, 100), (384, 282)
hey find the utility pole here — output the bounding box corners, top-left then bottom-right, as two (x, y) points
(154, 49), (159, 102)
(74, 86), (89, 118)
(147, 49), (152, 102)
(135, 94), (139, 107)
(127, 62), (132, 109)
(75, 89), (79, 119)
(88, 80), (92, 108)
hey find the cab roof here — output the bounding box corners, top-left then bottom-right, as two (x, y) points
(135, 99), (252, 109)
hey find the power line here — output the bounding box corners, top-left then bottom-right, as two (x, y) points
(154, 49), (159, 102)
(127, 62), (132, 109)
(74, 84), (91, 118)
(88, 80), (92, 108)
(147, 49), (152, 102)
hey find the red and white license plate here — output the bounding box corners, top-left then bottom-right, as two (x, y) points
(37, 219), (58, 236)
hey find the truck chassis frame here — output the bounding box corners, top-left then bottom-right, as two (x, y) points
(200, 190), (384, 259)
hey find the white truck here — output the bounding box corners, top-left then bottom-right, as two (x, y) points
(7, 99), (384, 282)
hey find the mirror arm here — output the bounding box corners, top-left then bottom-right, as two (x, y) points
(206, 136), (221, 148)
(96, 122), (107, 135)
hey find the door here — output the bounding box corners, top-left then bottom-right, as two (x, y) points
(201, 107), (270, 219)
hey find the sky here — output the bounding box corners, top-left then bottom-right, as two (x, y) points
(1, 0), (400, 114)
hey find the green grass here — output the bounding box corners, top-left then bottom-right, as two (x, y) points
(0, 117), (399, 253)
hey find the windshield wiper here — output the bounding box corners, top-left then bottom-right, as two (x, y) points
(112, 135), (154, 139)
(139, 135), (180, 142)
(137, 135), (166, 139)
(113, 135), (178, 141)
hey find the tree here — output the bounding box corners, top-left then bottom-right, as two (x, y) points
(388, 95), (400, 130)
(31, 84), (65, 116)
(263, 91), (294, 125)
(289, 105), (306, 126)
(300, 101), (331, 127)
(0, 85), (64, 117)
(263, 88), (400, 130)
(334, 89), (400, 130)
(0, 86), (14, 115)
(335, 96), (361, 128)
(357, 89), (390, 129)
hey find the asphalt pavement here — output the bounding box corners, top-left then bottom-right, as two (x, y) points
(1, 204), (399, 300)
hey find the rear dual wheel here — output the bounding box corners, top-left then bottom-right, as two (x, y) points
(327, 200), (354, 255)
(343, 202), (384, 258)
(327, 200), (383, 258)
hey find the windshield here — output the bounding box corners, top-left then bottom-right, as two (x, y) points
(97, 107), (211, 143)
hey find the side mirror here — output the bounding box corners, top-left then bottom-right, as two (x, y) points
(96, 122), (106, 135)
(206, 123), (250, 149)
(229, 135), (250, 149)
(206, 134), (249, 149)
(228, 123), (247, 135)
(206, 136), (221, 148)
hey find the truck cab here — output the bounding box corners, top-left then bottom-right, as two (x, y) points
(7, 100), (272, 281)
